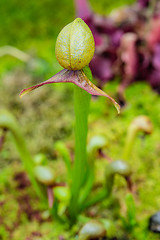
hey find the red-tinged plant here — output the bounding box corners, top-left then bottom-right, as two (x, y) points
(20, 18), (120, 223)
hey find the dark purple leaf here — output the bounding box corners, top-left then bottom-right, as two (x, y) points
(90, 55), (114, 83)
(152, 44), (160, 70)
(20, 69), (120, 113)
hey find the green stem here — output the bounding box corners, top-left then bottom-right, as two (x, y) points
(123, 126), (138, 161)
(78, 167), (94, 206)
(69, 85), (91, 222)
(80, 189), (109, 211)
(0, 110), (46, 204)
(54, 141), (72, 183)
(68, 67), (92, 222)
(80, 174), (114, 212)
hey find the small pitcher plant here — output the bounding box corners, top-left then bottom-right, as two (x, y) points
(123, 116), (153, 160)
(3, 18), (151, 235)
(20, 18), (120, 223)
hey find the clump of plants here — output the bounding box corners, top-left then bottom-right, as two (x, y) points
(0, 110), (154, 238)
(19, 17), (122, 224)
(0, 17), (154, 239)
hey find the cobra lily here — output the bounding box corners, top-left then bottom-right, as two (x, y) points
(20, 18), (120, 223)
(20, 18), (120, 113)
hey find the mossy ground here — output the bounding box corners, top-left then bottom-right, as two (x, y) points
(0, 78), (160, 240)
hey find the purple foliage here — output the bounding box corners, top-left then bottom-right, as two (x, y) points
(74, 0), (160, 100)
(138, 0), (150, 8)
(152, 44), (160, 70)
(90, 55), (114, 84)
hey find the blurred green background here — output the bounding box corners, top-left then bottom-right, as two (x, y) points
(0, 0), (160, 239)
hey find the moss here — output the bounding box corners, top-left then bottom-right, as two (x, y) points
(0, 68), (74, 166)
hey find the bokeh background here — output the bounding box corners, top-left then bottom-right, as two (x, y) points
(0, 0), (160, 239)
